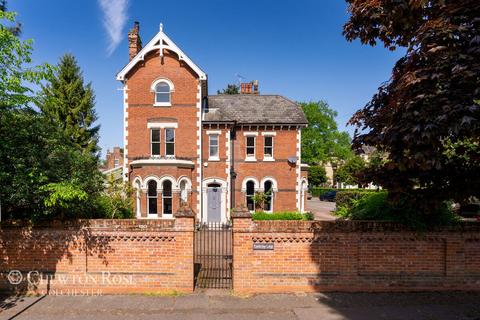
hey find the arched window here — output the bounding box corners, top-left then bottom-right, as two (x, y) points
(246, 180), (255, 211)
(162, 180), (173, 215)
(155, 81), (171, 105)
(264, 180), (273, 212)
(147, 180), (158, 215)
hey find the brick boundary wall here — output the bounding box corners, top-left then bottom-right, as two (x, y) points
(232, 209), (480, 293)
(0, 210), (195, 295)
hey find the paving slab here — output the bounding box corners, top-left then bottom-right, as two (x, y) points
(1, 292), (479, 320)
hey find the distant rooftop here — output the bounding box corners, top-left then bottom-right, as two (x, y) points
(204, 95), (307, 125)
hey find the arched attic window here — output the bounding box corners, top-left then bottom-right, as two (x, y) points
(151, 78), (174, 106)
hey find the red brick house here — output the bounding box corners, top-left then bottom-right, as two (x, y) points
(116, 22), (308, 222)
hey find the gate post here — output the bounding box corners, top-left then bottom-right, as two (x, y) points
(174, 205), (196, 292)
(231, 206), (253, 292)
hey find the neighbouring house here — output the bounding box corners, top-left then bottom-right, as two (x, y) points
(116, 22), (308, 222)
(100, 147), (124, 183)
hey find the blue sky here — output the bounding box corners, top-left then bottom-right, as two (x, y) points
(10, 0), (403, 156)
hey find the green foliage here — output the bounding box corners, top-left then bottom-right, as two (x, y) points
(252, 211), (313, 221)
(300, 101), (353, 165)
(217, 84), (239, 95)
(0, 8), (51, 109)
(344, 0), (480, 214)
(308, 165), (327, 187)
(311, 187), (377, 197)
(336, 191), (458, 229)
(335, 189), (377, 209)
(94, 175), (134, 219)
(41, 182), (88, 209)
(334, 156), (366, 185)
(0, 108), (104, 220)
(38, 54), (99, 155)
(251, 191), (270, 211)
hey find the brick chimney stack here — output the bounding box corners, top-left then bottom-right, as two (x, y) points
(240, 80), (260, 94)
(128, 21), (142, 61)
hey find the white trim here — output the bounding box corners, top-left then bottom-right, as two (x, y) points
(260, 176), (279, 193)
(206, 130), (222, 135)
(263, 135), (274, 161)
(300, 178), (308, 213)
(243, 132), (258, 136)
(147, 122), (178, 129)
(296, 129), (302, 211)
(164, 128), (175, 156)
(150, 128), (161, 156)
(202, 178), (227, 223)
(208, 134), (220, 161)
(130, 159), (195, 168)
(150, 77), (175, 92)
(132, 177), (142, 218)
(122, 85), (128, 183)
(261, 132), (277, 136)
(146, 179), (159, 218)
(153, 102), (172, 107)
(241, 177), (260, 192)
(196, 81), (203, 219)
(225, 130), (231, 217)
(116, 26), (207, 81)
(158, 175), (177, 190)
(245, 135), (256, 161)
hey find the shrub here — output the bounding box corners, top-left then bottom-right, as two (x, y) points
(335, 190), (378, 209)
(336, 191), (458, 229)
(252, 211), (313, 221)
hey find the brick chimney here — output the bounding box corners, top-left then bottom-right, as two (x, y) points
(128, 21), (142, 60)
(240, 81), (259, 94)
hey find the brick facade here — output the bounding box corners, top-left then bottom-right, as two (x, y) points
(231, 214), (480, 293)
(104, 146), (124, 170)
(118, 23), (308, 222)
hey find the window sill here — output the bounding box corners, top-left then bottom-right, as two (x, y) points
(263, 157), (275, 162)
(208, 157), (220, 162)
(153, 103), (172, 107)
(245, 157), (257, 162)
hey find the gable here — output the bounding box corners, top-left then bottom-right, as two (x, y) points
(116, 25), (207, 81)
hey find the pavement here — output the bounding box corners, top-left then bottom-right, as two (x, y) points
(307, 198), (337, 220)
(1, 291), (479, 320)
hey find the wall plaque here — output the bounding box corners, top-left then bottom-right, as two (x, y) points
(253, 243), (274, 250)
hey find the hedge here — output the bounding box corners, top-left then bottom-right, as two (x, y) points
(252, 211), (314, 221)
(311, 187), (379, 198)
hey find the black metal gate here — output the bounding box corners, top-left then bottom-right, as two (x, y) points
(194, 222), (233, 289)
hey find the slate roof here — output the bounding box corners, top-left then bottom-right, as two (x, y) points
(204, 95), (307, 125)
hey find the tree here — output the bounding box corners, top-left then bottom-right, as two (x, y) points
(308, 166), (327, 187)
(301, 101), (353, 164)
(334, 156), (366, 186)
(0, 8), (104, 221)
(0, 7), (48, 109)
(217, 84), (239, 95)
(39, 54), (100, 154)
(343, 0), (480, 213)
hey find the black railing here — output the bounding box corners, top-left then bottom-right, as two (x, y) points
(194, 222), (233, 289)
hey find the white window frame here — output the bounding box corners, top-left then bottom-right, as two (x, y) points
(147, 180), (158, 217)
(151, 78), (174, 107)
(244, 132), (258, 161)
(208, 134), (220, 161)
(114, 158), (119, 167)
(150, 128), (161, 156)
(263, 136), (274, 161)
(162, 180), (173, 216)
(164, 128), (175, 157)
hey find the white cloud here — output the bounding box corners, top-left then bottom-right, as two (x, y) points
(98, 0), (129, 56)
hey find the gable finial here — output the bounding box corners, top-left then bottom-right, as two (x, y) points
(159, 23), (163, 32)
